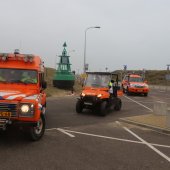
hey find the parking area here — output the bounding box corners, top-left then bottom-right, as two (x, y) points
(0, 89), (170, 169)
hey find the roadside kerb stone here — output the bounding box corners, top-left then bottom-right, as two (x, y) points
(119, 114), (170, 134)
(167, 108), (170, 128)
(149, 85), (170, 91)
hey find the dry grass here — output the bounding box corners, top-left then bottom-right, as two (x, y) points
(44, 67), (82, 97)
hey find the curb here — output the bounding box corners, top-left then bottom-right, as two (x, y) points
(119, 118), (170, 134)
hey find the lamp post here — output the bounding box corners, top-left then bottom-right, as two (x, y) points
(83, 26), (100, 73)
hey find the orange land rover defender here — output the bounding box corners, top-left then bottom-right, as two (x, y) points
(0, 51), (47, 141)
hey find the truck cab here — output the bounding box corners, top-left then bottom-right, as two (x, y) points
(0, 52), (47, 141)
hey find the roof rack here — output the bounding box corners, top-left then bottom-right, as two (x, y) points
(0, 53), (34, 62)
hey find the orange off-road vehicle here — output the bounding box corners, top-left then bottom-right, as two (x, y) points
(0, 51), (47, 141)
(122, 74), (149, 96)
(76, 72), (122, 116)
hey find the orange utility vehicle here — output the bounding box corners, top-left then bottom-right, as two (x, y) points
(122, 74), (149, 96)
(76, 72), (122, 116)
(0, 51), (47, 141)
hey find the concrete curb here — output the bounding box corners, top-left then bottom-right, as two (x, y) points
(119, 118), (170, 134)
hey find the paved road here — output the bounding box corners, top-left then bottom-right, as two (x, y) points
(0, 89), (170, 170)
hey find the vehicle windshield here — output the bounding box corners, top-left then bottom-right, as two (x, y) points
(85, 74), (110, 87)
(0, 68), (38, 84)
(129, 77), (143, 82)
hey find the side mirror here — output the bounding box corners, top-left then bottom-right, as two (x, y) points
(144, 80), (148, 84)
(42, 81), (47, 89)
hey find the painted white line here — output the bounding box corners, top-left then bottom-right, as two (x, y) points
(46, 127), (170, 149)
(65, 129), (170, 149)
(159, 91), (165, 93)
(151, 143), (170, 149)
(57, 128), (75, 138)
(46, 128), (58, 131)
(46, 128), (75, 137)
(115, 121), (170, 148)
(124, 95), (153, 112)
(64, 129), (143, 144)
(117, 121), (170, 163)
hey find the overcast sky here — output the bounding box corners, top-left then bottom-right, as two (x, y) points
(0, 0), (170, 72)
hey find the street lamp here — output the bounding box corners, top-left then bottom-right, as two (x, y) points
(83, 26), (100, 73)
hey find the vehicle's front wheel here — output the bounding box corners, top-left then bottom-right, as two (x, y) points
(100, 101), (107, 116)
(126, 88), (131, 96)
(29, 114), (45, 141)
(76, 100), (83, 113)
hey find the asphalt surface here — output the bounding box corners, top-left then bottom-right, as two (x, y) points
(0, 89), (170, 170)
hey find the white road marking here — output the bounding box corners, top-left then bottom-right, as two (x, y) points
(57, 128), (75, 138)
(124, 95), (153, 112)
(64, 129), (143, 144)
(64, 129), (170, 149)
(117, 121), (170, 163)
(46, 128), (58, 131)
(152, 143), (170, 149)
(46, 127), (170, 149)
(46, 128), (75, 137)
(159, 91), (165, 93)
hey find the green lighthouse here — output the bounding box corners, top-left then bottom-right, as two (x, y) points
(53, 42), (75, 89)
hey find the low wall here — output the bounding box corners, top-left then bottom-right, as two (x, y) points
(149, 85), (170, 91)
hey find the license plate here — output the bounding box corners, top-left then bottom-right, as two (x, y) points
(84, 102), (93, 105)
(137, 90), (143, 92)
(0, 112), (11, 117)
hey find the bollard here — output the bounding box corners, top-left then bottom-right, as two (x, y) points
(153, 101), (167, 115)
(166, 108), (170, 128)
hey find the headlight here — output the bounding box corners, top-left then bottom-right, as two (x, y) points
(20, 103), (34, 117)
(81, 93), (85, 97)
(21, 104), (30, 113)
(97, 94), (102, 98)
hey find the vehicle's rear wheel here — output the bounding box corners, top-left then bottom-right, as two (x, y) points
(100, 101), (107, 116)
(76, 100), (83, 113)
(29, 114), (45, 141)
(114, 98), (122, 111)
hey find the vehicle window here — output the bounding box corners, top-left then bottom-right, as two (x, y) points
(129, 77), (143, 82)
(0, 68), (38, 84)
(85, 74), (110, 87)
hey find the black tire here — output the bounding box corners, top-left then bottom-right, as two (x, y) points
(100, 101), (107, 116)
(76, 100), (83, 113)
(114, 98), (122, 111)
(29, 114), (45, 141)
(126, 88), (131, 96)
